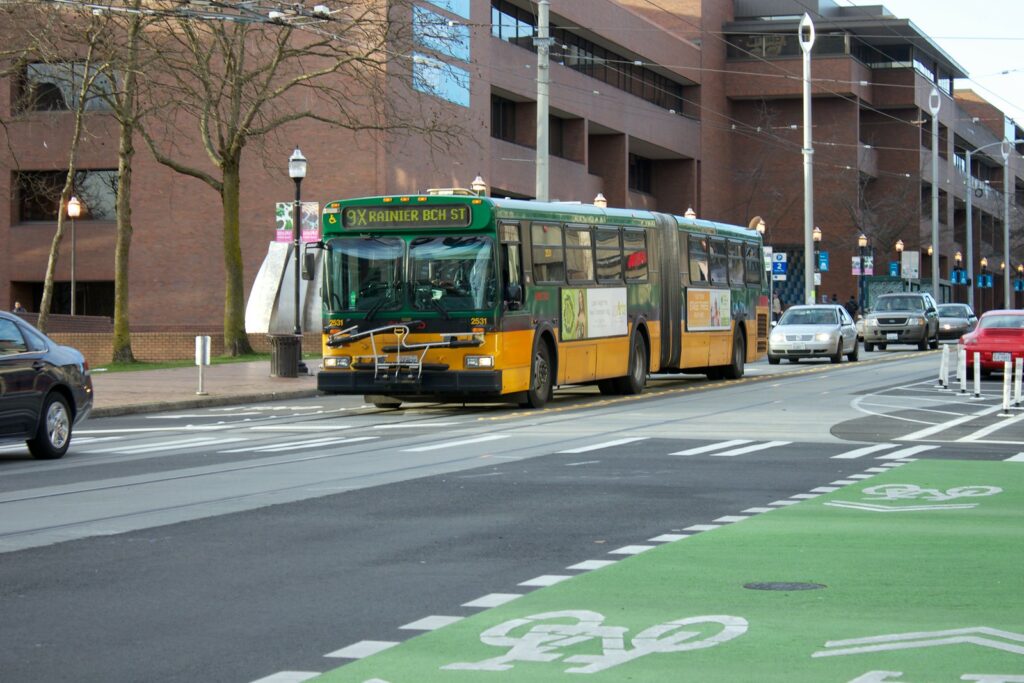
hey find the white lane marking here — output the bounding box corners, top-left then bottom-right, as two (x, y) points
(850, 394), (935, 425)
(742, 507), (775, 514)
(564, 460), (601, 467)
(324, 640), (398, 659)
(684, 524), (720, 531)
(402, 434), (510, 452)
(557, 437), (650, 454)
(1006, 453), (1024, 462)
(811, 487), (840, 493)
(899, 404), (1004, 441)
(829, 480), (859, 486)
(248, 672), (320, 683)
(957, 412), (1024, 443)
(567, 560), (617, 571)
(220, 436), (377, 453)
(86, 437), (246, 455)
(713, 515), (749, 523)
(462, 593), (521, 608)
(864, 467), (889, 472)
(711, 441), (791, 457)
(669, 439), (751, 456)
(790, 493), (821, 499)
(831, 443), (898, 459)
(518, 575), (572, 587)
(649, 534), (690, 542)
(249, 425), (351, 432)
(374, 422), (463, 429)
(876, 445), (939, 460)
(77, 426), (229, 434)
(400, 615), (463, 631)
(769, 500), (800, 506)
(857, 402), (965, 417)
(847, 474), (875, 479)
(608, 545), (655, 555)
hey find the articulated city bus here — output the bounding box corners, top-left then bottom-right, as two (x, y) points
(309, 191), (768, 408)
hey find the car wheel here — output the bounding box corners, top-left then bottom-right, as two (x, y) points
(830, 341), (843, 364)
(918, 337), (928, 351)
(27, 392), (72, 460)
(864, 342), (874, 352)
(768, 354), (780, 365)
(847, 342), (859, 362)
(878, 344), (887, 350)
(929, 333), (939, 350)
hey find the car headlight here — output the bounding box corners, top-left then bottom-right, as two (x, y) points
(866, 318), (879, 327)
(814, 332), (833, 342)
(324, 356), (352, 368)
(464, 355), (494, 368)
(908, 317), (925, 326)
(770, 331), (785, 343)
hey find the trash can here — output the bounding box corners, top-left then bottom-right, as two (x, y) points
(270, 334), (301, 378)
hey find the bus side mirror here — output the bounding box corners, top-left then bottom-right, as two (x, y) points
(505, 282), (523, 310)
(301, 252), (316, 281)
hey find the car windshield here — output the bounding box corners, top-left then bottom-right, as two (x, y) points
(409, 235), (497, 313)
(937, 304), (971, 317)
(874, 296), (925, 312)
(779, 308), (838, 326)
(978, 314), (1024, 330)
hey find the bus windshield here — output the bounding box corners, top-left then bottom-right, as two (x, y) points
(323, 234), (497, 316)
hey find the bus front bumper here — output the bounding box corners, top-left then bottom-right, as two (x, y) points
(318, 369), (504, 397)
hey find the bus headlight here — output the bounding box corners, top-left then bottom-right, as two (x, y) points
(324, 356), (352, 368)
(464, 355), (494, 368)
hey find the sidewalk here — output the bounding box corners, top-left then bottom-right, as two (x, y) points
(89, 360), (319, 417)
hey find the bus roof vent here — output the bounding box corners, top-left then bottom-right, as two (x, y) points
(425, 187), (477, 196)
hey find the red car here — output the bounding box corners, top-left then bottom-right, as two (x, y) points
(959, 310), (1024, 377)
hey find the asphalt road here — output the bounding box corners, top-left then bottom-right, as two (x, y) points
(1, 349), (1021, 682)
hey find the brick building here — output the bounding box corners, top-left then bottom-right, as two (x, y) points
(2, 0), (1022, 348)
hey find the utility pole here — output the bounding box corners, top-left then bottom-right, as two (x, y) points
(929, 88), (941, 303)
(798, 13), (815, 305)
(534, 0), (551, 202)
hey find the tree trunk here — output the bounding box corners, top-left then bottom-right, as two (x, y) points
(112, 117), (135, 362)
(221, 155), (253, 355)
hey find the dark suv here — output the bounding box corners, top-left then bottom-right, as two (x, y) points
(862, 293), (940, 351)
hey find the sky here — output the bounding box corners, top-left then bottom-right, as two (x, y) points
(844, 0), (1024, 130)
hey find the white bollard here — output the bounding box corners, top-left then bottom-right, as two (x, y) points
(972, 352), (983, 400)
(195, 335), (211, 396)
(1001, 361), (1012, 415)
(1016, 358), (1023, 407)
(937, 344), (949, 390)
(958, 346), (968, 395)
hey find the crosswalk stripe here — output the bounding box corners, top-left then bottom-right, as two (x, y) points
(669, 439), (751, 456)
(558, 437), (649, 453)
(831, 443), (898, 459)
(402, 434), (509, 452)
(876, 445), (939, 460)
(324, 640), (397, 659)
(711, 440), (791, 457)
(1007, 453), (1024, 462)
(221, 436), (378, 453)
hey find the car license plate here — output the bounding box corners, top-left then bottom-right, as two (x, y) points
(886, 333), (898, 341)
(993, 352), (1012, 362)
(790, 343), (805, 351)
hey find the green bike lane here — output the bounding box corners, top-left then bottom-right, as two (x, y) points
(316, 459), (1023, 682)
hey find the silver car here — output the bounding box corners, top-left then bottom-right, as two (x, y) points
(936, 303), (977, 340)
(768, 304), (859, 364)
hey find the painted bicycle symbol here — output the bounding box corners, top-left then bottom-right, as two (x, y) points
(442, 610), (748, 674)
(862, 484), (1002, 503)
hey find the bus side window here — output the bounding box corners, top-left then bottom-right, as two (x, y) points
(744, 243), (762, 286)
(596, 227), (622, 283)
(689, 235), (708, 284)
(708, 238), (728, 285)
(565, 226), (595, 283)
(501, 222), (523, 308)
(623, 228), (648, 281)
(728, 241), (744, 285)
(531, 222), (565, 283)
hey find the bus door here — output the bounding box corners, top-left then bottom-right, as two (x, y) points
(653, 213), (681, 369)
(498, 222), (533, 392)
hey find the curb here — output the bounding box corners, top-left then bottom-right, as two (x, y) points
(90, 389), (321, 418)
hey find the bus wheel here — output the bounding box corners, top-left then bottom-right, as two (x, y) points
(618, 334), (648, 395)
(366, 395), (402, 409)
(597, 379), (619, 395)
(522, 343), (553, 408)
(722, 333), (745, 380)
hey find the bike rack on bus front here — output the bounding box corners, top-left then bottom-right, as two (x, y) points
(327, 323), (484, 379)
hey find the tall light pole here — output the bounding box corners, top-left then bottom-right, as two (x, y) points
(534, 0), (551, 202)
(928, 88), (941, 302)
(1003, 141), (1013, 309)
(288, 146), (307, 372)
(895, 239), (904, 291)
(67, 196), (81, 316)
(857, 233), (868, 312)
(798, 13), (816, 305)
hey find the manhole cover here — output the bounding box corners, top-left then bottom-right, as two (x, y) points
(743, 582), (826, 591)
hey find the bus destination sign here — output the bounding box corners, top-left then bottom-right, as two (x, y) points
(342, 204), (472, 230)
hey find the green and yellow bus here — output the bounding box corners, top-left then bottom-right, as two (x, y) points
(310, 191), (768, 408)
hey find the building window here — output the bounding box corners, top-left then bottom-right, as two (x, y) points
(424, 0), (469, 19)
(491, 0), (534, 48)
(491, 94), (517, 142)
(15, 169), (118, 222)
(628, 154), (652, 194)
(412, 53), (470, 107)
(549, 116), (565, 158)
(414, 5), (470, 63)
(15, 62), (114, 112)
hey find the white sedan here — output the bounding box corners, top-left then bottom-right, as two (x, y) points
(768, 304), (859, 364)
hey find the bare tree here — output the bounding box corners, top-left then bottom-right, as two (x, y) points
(139, 1), (463, 355)
(840, 173), (919, 250)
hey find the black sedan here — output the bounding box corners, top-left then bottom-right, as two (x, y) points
(0, 311), (93, 459)
(937, 303), (978, 340)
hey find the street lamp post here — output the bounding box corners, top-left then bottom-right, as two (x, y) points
(67, 196), (81, 316)
(857, 233), (868, 312)
(928, 88), (941, 303)
(812, 226), (822, 301)
(980, 257), (989, 314)
(895, 239), (904, 291)
(798, 13), (816, 306)
(288, 146), (307, 373)
(953, 251), (963, 300)
(756, 219), (772, 317)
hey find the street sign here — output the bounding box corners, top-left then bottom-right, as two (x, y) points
(902, 251), (919, 279)
(817, 251), (829, 272)
(889, 261), (899, 277)
(772, 254), (788, 275)
(772, 273), (787, 281)
(763, 246), (773, 272)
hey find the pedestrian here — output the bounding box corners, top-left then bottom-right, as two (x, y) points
(772, 292), (782, 321)
(831, 293), (838, 304)
(844, 295), (858, 318)
(12, 301), (26, 313)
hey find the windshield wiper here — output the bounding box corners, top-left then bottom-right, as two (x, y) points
(364, 290), (392, 321)
(426, 296), (451, 320)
